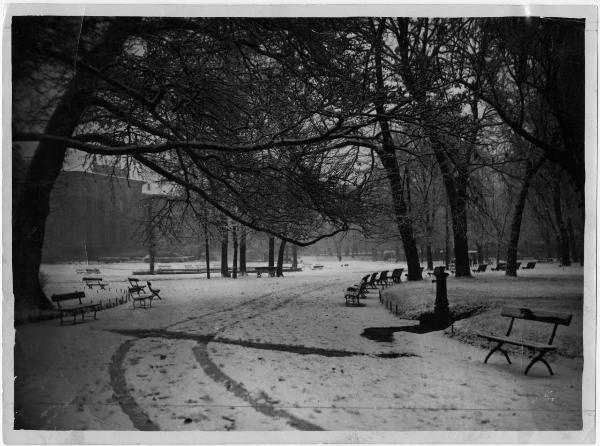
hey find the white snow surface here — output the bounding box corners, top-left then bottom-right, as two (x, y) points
(14, 258), (583, 433)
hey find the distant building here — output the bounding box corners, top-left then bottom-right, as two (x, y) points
(42, 165), (149, 262)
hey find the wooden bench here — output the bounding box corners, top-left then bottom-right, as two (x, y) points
(255, 266), (276, 278)
(129, 287), (153, 308)
(477, 306), (572, 375)
(344, 279), (368, 306)
(82, 277), (107, 290)
(375, 270), (391, 288)
(391, 268), (404, 283)
(51, 292), (101, 325)
(128, 277), (146, 292)
(367, 272), (379, 289)
(147, 281), (162, 300)
(522, 261), (537, 270)
(359, 274), (370, 290)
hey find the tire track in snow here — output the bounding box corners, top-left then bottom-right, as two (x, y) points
(108, 339), (160, 431)
(192, 343), (323, 430)
(107, 281), (336, 430)
(108, 332), (328, 430)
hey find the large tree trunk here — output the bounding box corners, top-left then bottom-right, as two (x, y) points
(426, 240), (433, 270)
(268, 236), (275, 268)
(276, 239), (286, 277)
(506, 161), (542, 276)
(445, 202), (451, 266)
(232, 225), (238, 279)
(291, 244), (298, 269)
(13, 86), (95, 312)
(372, 22), (421, 281)
(552, 183), (571, 266)
(432, 143), (471, 277)
(220, 217), (229, 277)
(12, 19), (137, 313)
(239, 227), (246, 275)
(378, 153), (421, 280)
(449, 186), (471, 277)
(424, 204), (434, 270)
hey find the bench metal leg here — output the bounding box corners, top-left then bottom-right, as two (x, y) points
(524, 352), (553, 375)
(484, 342), (512, 364)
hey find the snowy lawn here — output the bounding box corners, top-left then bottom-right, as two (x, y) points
(382, 264), (583, 358)
(12, 260), (584, 433)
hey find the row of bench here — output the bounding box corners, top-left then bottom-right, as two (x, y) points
(344, 268), (405, 306)
(51, 278), (163, 325)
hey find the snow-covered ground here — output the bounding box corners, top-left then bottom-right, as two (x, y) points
(10, 258), (588, 441)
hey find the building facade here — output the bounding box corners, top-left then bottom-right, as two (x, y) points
(42, 167), (149, 262)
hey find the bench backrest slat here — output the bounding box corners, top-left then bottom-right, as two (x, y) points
(501, 306), (572, 325)
(83, 277), (103, 281)
(52, 292), (85, 302)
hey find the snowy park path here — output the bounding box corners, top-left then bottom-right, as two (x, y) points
(14, 264), (583, 431)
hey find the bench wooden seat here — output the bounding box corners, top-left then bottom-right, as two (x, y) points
(51, 292), (101, 325)
(147, 281), (162, 300)
(129, 287), (153, 308)
(375, 270), (391, 288)
(82, 277), (107, 290)
(477, 334), (557, 352)
(128, 277), (146, 292)
(367, 272), (379, 289)
(359, 274), (370, 293)
(129, 285), (145, 295)
(391, 268), (404, 283)
(477, 306), (572, 375)
(344, 279), (368, 306)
